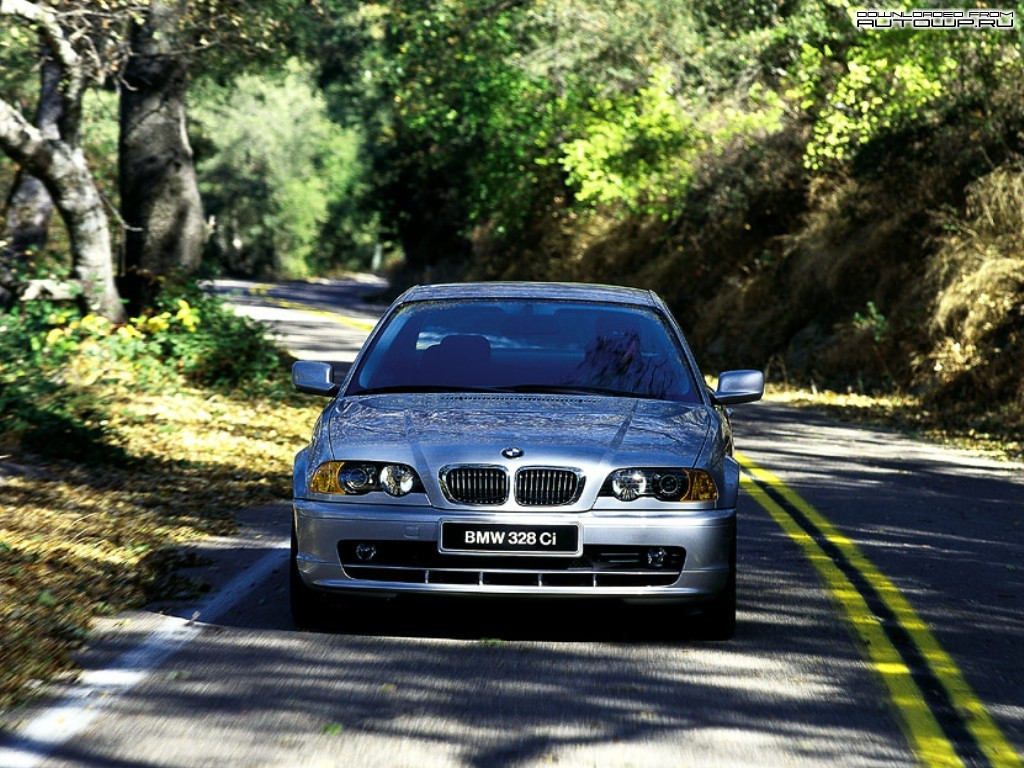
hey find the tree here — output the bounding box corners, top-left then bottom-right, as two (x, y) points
(191, 61), (364, 277)
(118, 0), (204, 311)
(2, 0), (305, 315)
(2, 53), (60, 267)
(0, 0), (125, 321)
(117, 0), (307, 306)
(0, 51), (60, 310)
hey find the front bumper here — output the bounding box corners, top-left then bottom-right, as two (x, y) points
(293, 499), (735, 601)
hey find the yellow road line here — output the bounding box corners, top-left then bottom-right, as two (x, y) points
(739, 473), (962, 767)
(246, 285), (378, 333)
(738, 451), (1022, 768)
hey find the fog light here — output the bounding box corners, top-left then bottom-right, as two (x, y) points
(355, 543), (377, 561)
(646, 547), (667, 568)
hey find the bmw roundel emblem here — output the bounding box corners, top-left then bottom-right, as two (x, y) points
(501, 447), (524, 459)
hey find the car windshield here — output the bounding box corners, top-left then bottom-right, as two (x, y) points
(347, 298), (701, 403)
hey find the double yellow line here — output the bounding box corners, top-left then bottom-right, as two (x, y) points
(738, 451), (1021, 768)
(249, 283), (377, 333)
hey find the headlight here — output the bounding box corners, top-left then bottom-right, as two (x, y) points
(610, 469), (648, 502)
(603, 468), (718, 502)
(339, 463), (377, 494)
(310, 461), (347, 494)
(380, 463), (416, 496)
(309, 461), (422, 497)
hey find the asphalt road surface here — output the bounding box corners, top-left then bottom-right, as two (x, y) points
(1, 277), (1021, 768)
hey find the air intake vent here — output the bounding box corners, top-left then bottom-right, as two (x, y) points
(441, 466), (508, 505)
(515, 468), (583, 506)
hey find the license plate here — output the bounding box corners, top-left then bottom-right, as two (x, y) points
(440, 522), (580, 555)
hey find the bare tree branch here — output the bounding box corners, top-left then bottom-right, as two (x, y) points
(0, 96), (125, 321)
(1, 0), (90, 146)
(0, 0), (84, 105)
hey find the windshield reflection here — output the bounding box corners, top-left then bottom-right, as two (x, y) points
(348, 298), (699, 403)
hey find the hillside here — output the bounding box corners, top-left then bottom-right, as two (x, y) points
(334, 2), (1023, 444)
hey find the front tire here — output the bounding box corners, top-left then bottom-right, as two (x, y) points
(290, 524), (325, 630)
(699, 528), (737, 640)
(700, 564), (736, 640)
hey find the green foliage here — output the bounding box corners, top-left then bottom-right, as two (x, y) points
(80, 89), (121, 211)
(191, 60), (367, 278)
(0, 27), (37, 110)
(372, 0), (569, 237)
(557, 67), (700, 212)
(801, 36), (949, 170)
(795, 10), (1024, 171)
(146, 284), (283, 390)
(0, 281), (285, 461)
(558, 71), (784, 214)
(310, 0), (803, 269)
(0, 296), (125, 463)
(692, 0), (789, 33)
(5, 0), (1023, 439)
(852, 301), (889, 344)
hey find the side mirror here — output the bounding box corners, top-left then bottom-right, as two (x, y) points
(712, 369), (764, 405)
(292, 361), (339, 396)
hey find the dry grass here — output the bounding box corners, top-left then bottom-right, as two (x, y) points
(0, 381), (322, 710)
(921, 165), (1024, 405)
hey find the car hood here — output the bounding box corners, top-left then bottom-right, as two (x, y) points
(322, 393), (712, 469)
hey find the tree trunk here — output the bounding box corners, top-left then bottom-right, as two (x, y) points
(1, 54), (61, 307)
(119, 0), (204, 312)
(0, 98), (126, 322)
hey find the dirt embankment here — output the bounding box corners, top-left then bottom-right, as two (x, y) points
(466, 124), (1024, 440)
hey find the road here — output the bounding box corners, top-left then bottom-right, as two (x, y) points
(1, 277), (1021, 768)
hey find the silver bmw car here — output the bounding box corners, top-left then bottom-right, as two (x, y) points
(290, 282), (763, 638)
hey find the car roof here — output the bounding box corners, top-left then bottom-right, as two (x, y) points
(398, 281), (659, 307)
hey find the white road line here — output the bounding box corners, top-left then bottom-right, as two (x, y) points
(0, 541), (289, 768)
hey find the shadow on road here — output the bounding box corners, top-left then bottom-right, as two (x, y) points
(24, 398), (1024, 766)
(37, 502), (910, 768)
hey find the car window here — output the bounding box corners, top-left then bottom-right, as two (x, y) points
(348, 298), (701, 403)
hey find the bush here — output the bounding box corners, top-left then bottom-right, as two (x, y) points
(146, 284), (285, 391)
(0, 299), (127, 462)
(922, 165), (1024, 410)
(0, 281), (288, 462)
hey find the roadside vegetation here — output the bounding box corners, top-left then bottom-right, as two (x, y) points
(322, 0), (1023, 454)
(765, 387), (1024, 463)
(5, 2), (1022, 439)
(3, 0), (1024, 714)
(0, 289), (321, 709)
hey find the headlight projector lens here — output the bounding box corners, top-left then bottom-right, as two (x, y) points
(380, 464), (416, 496)
(611, 469), (648, 502)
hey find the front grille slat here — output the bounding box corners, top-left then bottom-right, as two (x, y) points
(515, 468), (581, 506)
(339, 542), (686, 588)
(442, 465), (583, 506)
(443, 466), (508, 505)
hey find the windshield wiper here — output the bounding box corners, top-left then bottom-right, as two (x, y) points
(350, 384), (503, 396)
(351, 383), (660, 400)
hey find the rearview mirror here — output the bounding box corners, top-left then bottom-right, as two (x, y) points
(292, 361), (339, 396)
(712, 369), (764, 405)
